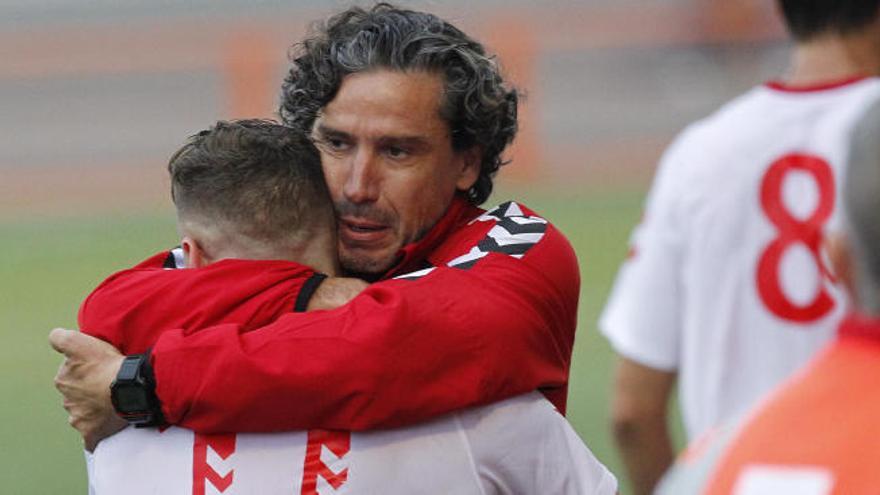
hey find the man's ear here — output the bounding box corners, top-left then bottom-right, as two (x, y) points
(181, 236), (208, 269)
(455, 146), (482, 192)
(826, 232), (856, 303)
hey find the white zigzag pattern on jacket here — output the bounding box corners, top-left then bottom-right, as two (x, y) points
(394, 201), (548, 281)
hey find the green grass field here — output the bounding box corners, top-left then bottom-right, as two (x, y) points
(0, 184), (680, 494)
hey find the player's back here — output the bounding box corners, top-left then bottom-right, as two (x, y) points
(87, 391), (617, 494)
(601, 77), (880, 440)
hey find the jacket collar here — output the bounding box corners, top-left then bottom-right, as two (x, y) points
(380, 195), (482, 279)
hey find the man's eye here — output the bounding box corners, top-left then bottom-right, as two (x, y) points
(386, 146), (410, 159)
(315, 135), (350, 153)
(326, 138), (348, 150)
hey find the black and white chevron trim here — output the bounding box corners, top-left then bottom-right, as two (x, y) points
(394, 201), (548, 281)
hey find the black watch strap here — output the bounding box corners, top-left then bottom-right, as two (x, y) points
(110, 353), (165, 427)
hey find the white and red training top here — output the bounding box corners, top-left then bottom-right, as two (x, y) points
(600, 76), (880, 440)
(86, 391), (617, 495)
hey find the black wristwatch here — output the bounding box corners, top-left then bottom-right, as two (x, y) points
(110, 353), (165, 427)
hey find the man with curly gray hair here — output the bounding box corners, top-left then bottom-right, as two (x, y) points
(52, 5), (586, 483)
(281, 4), (517, 207)
(283, 3), (519, 278)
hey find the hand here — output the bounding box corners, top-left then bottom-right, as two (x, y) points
(49, 328), (127, 452)
(306, 277), (369, 311)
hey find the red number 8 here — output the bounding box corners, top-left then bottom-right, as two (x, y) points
(756, 153), (835, 323)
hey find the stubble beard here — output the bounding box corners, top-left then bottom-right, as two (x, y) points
(338, 244), (399, 280)
(334, 199), (399, 279)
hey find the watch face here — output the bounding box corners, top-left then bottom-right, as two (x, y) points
(118, 358), (141, 381)
(115, 385), (149, 412)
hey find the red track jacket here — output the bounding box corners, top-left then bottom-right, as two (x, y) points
(79, 198), (580, 432)
(80, 256), (324, 355)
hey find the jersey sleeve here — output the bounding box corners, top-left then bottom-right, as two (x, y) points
(461, 392), (618, 495)
(149, 220), (579, 432)
(598, 131), (692, 371)
(78, 251), (176, 353)
(78, 256), (312, 355)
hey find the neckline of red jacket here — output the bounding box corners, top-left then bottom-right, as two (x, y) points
(380, 195), (483, 280)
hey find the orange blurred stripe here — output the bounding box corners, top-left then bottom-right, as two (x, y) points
(223, 29), (278, 119)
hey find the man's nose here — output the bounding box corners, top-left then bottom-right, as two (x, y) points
(343, 148), (381, 204)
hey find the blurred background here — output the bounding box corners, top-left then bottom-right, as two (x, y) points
(0, 0), (788, 492)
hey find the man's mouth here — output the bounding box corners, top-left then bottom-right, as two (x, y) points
(339, 217), (391, 244)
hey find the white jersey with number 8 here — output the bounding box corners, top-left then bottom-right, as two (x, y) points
(600, 77), (880, 440)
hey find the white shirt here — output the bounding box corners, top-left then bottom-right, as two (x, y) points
(86, 392), (617, 494)
(599, 77), (880, 440)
